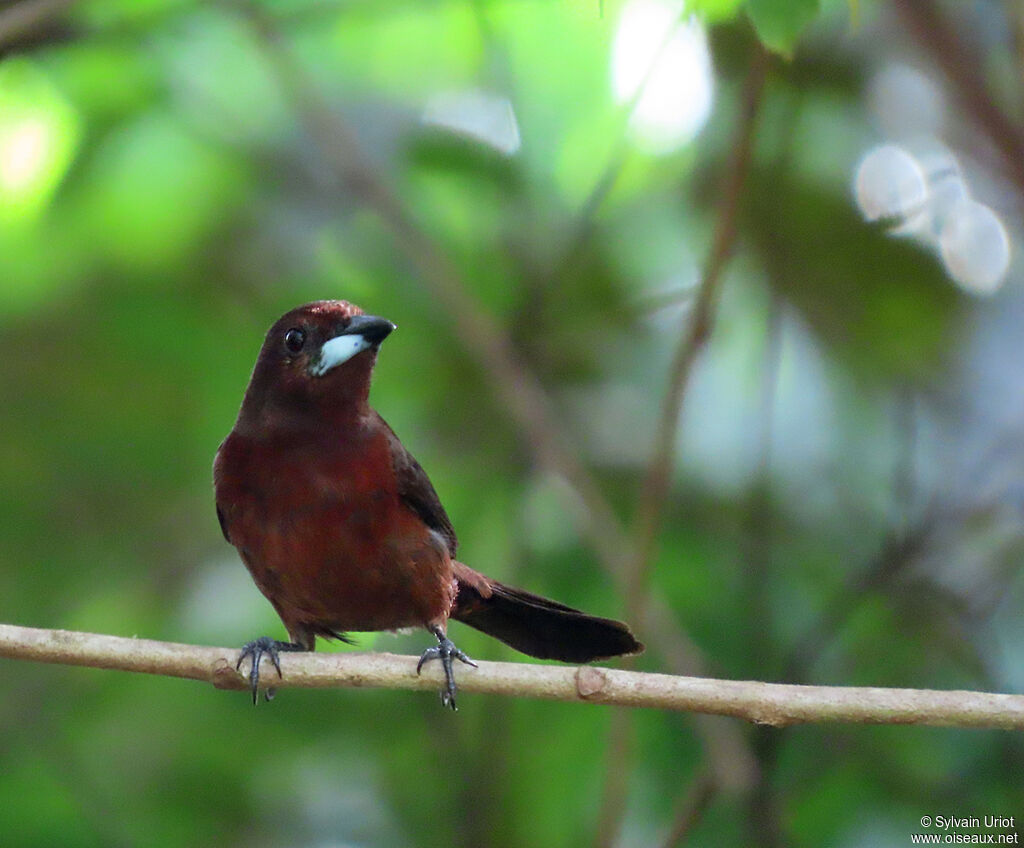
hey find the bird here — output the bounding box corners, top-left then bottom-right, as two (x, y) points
(214, 300), (643, 709)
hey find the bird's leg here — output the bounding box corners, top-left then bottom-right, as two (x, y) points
(237, 637), (305, 704)
(416, 625), (478, 710)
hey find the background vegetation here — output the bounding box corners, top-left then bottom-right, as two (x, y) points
(1, 0), (1022, 845)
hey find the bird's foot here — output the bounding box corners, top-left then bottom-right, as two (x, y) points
(417, 632), (477, 710)
(237, 637), (304, 704)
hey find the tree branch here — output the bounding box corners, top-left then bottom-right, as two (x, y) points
(891, 0), (1024, 196)
(660, 769), (717, 848)
(629, 46), (769, 615)
(0, 0), (75, 53)
(2, 624), (1023, 729)
(596, 48), (770, 844)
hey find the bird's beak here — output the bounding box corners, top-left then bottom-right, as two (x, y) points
(309, 315), (397, 377)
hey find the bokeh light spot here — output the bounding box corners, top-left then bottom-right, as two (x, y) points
(853, 142), (1011, 296)
(854, 143), (927, 223)
(612, 0), (714, 154)
(0, 59), (80, 224)
(939, 199), (1010, 296)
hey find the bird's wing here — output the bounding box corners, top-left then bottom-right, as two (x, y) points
(216, 505), (231, 543)
(379, 413), (458, 557)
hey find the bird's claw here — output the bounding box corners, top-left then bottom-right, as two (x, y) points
(237, 637), (302, 704)
(417, 636), (477, 710)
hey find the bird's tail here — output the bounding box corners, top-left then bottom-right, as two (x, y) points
(450, 563), (643, 663)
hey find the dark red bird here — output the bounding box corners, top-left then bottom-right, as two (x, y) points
(214, 300), (642, 708)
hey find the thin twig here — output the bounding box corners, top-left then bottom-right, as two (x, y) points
(890, 0), (1024, 196)
(660, 769), (717, 848)
(0, 0), (75, 51)
(744, 292), (783, 675)
(596, 47), (770, 846)
(1, 624), (1023, 728)
(628, 46), (769, 618)
(782, 519), (932, 683)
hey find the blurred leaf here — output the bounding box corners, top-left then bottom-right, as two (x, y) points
(75, 111), (247, 270)
(746, 0), (821, 55)
(330, 2), (481, 98)
(49, 42), (159, 123)
(688, 0), (746, 22)
(743, 171), (961, 382)
(0, 58), (81, 225)
(406, 130), (522, 190)
(70, 0), (194, 29)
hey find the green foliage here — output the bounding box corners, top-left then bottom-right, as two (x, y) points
(0, 59), (81, 225)
(744, 172), (960, 381)
(689, 0), (747, 23)
(746, 0), (821, 55)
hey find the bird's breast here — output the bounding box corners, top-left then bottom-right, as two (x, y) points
(215, 430), (455, 631)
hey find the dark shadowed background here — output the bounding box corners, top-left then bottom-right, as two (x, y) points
(0, 1), (1022, 846)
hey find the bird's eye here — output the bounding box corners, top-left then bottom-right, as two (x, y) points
(284, 328), (306, 354)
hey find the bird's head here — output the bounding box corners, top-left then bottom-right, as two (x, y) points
(237, 300), (396, 431)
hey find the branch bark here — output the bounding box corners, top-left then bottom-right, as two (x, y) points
(628, 46), (769, 616)
(596, 48), (770, 845)
(891, 0), (1024, 197)
(0, 0), (75, 52)
(2, 624), (1022, 729)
